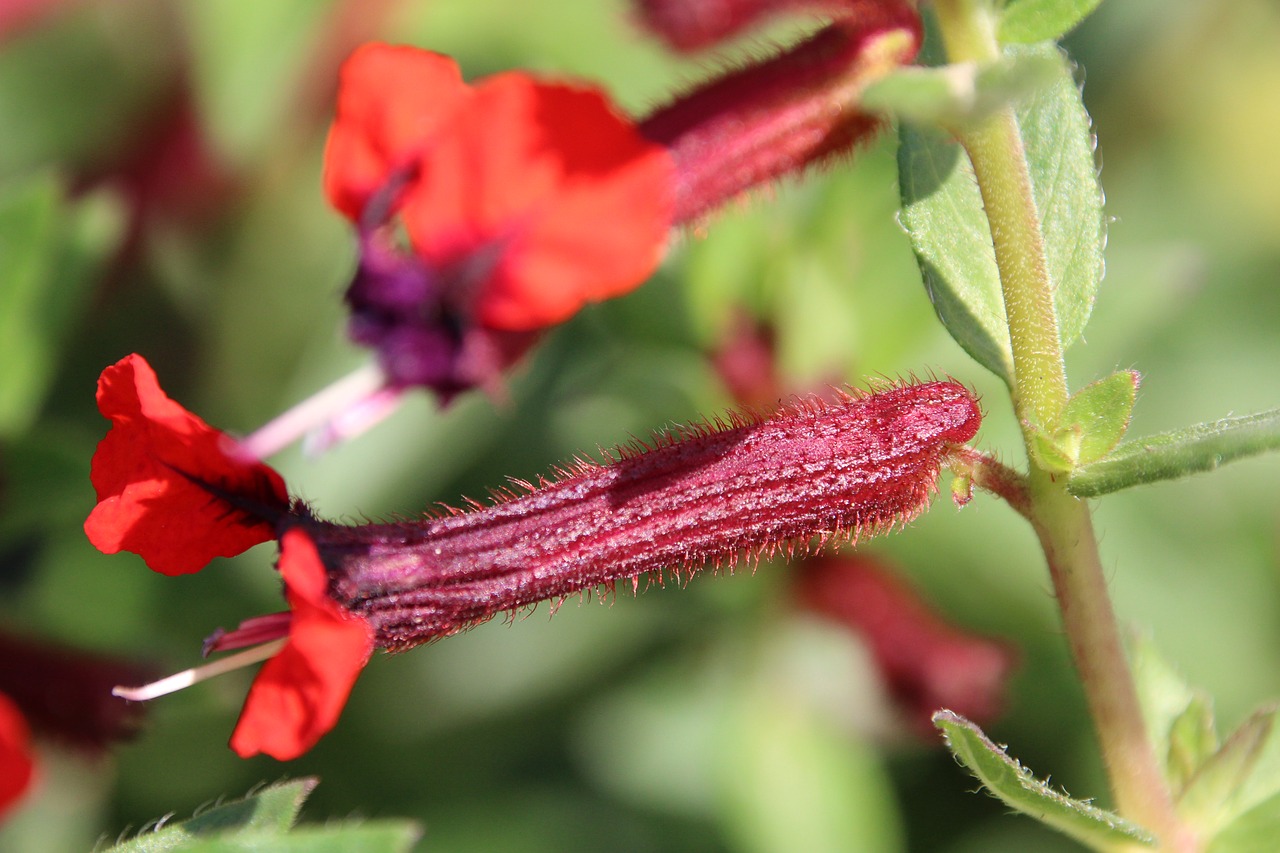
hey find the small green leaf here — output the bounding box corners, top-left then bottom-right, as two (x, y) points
(1059, 370), (1140, 465)
(999, 0), (1107, 44)
(1067, 408), (1280, 498)
(862, 51), (1060, 127)
(1179, 709), (1275, 831)
(1167, 694), (1220, 795)
(1027, 421), (1077, 473)
(898, 44), (1103, 384)
(935, 710), (1156, 849)
(108, 779), (318, 852)
(1130, 633), (1209, 787)
(1032, 370), (1140, 471)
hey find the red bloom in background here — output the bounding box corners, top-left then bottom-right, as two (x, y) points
(796, 554), (1016, 733)
(230, 530), (374, 761)
(322, 43), (674, 395)
(84, 354), (290, 576)
(0, 692), (35, 821)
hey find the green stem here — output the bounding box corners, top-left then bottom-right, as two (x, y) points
(930, 2), (1194, 848)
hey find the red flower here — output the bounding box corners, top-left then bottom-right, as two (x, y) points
(88, 355), (373, 760)
(0, 692), (35, 821)
(84, 354), (290, 576)
(321, 44), (674, 396)
(325, 42), (673, 331)
(230, 529), (374, 761)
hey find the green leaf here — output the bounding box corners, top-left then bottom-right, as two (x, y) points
(934, 711), (1156, 849)
(1130, 633), (1211, 789)
(159, 823), (422, 853)
(1067, 408), (1280, 497)
(1030, 370), (1141, 471)
(999, 0), (1107, 44)
(898, 44), (1104, 384)
(862, 51), (1060, 127)
(108, 779), (318, 852)
(1179, 709), (1275, 830)
(0, 174), (120, 437)
(1167, 695), (1221, 795)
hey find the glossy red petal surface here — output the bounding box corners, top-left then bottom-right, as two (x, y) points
(230, 530), (373, 761)
(323, 42), (470, 221)
(402, 74), (674, 330)
(84, 354), (288, 576)
(0, 693), (35, 820)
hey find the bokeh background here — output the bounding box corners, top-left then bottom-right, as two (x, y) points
(1, 1), (1278, 850)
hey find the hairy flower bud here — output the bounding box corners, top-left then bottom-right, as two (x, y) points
(314, 380), (981, 651)
(640, 11), (920, 223)
(635, 0), (908, 53)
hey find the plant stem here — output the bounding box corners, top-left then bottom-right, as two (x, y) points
(930, 2), (1194, 848)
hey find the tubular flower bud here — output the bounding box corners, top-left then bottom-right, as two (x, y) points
(88, 355), (979, 757)
(638, 1), (920, 223)
(635, 0), (909, 53)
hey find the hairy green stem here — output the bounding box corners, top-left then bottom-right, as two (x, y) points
(930, 2), (1193, 848)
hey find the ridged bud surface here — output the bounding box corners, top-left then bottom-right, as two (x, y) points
(312, 381), (981, 651)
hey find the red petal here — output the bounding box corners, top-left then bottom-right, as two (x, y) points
(84, 354), (289, 576)
(230, 529), (374, 760)
(323, 42), (471, 221)
(401, 74), (674, 330)
(0, 693), (35, 820)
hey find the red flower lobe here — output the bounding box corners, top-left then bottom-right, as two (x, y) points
(323, 43), (470, 221)
(230, 529), (374, 761)
(84, 354), (289, 576)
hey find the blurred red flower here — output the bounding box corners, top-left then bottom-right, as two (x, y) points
(0, 692), (35, 821)
(797, 554), (1016, 733)
(322, 43), (674, 394)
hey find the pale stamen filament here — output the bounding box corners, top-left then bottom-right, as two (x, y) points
(236, 363), (388, 460)
(113, 639), (288, 702)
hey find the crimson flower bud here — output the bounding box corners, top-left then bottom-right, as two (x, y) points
(635, 0), (906, 53)
(639, 3), (920, 223)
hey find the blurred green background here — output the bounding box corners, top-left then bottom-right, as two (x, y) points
(1, 1), (1278, 850)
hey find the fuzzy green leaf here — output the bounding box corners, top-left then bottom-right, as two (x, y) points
(1031, 370), (1140, 471)
(898, 44), (1103, 384)
(999, 0), (1107, 44)
(108, 779), (317, 852)
(935, 711), (1156, 849)
(862, 51), (1059, 127)
(156, 823), (422, 853)
(1067, 408), (1280, 497)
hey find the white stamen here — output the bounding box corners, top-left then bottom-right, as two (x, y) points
(237, 363), (388, 460)
(112, 639), (288, 702)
